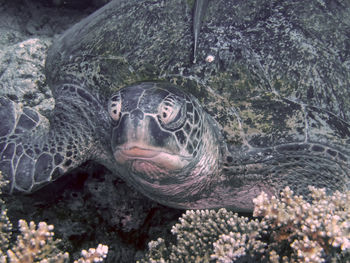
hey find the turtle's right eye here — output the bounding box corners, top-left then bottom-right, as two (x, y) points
(108, 94), (122, 121)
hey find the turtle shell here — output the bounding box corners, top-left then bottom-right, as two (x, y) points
(46, 0), (350, 153)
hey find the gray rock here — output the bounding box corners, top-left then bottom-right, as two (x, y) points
(0, 0), (93, 112)
(0, 38), (53, 112)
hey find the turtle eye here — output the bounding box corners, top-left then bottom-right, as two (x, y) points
(158, 95), (186, 130)
(108, 93), (122, 121)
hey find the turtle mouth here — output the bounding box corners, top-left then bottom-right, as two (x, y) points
(114, 145), (189, 171)
(118, 147), (161, 158)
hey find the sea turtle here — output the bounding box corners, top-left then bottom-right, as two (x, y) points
(1, 0), (350, 212)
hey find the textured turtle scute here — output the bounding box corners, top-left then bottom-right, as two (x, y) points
(2, 143), (15, 161)
(54, 153), (64, 165)
(175, 130), (186, 145)
(16, 154), (34, 191)
(17, 110), (38, 130)
(275, 143), (310, 153)
(34, 153), (53, 183)
(311, 145), (324, 152)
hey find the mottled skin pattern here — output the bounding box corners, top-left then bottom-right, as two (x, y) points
(1, 0), (350, 212)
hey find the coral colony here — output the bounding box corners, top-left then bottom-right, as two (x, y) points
(141, 187), (350, 263)
(0, 171), (108, 262)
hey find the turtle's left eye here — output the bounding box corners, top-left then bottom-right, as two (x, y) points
(158, 95), (186, 130)
(108, 93), (122, 121)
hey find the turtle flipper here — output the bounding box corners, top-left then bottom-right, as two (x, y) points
(0, 93), (94, 193)
(0, 97), (62, 193)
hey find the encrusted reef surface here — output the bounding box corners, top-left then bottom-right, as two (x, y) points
(0, 1), (182, 262)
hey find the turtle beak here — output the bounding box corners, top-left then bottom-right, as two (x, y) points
(113, 145), (189, 171)
(111, 110), (188, 170)
(111, 109), (178, 156)
(117, 146), (160, 158)
(116, 108), (148, 146)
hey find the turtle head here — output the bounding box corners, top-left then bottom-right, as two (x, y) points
(107, 82), (222, 208)
(108, 82), (204, 179)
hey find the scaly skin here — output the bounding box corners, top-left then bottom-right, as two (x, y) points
(0, 83), (109, 193)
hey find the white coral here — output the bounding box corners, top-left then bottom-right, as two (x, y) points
(74, 244), (108, 263)
(253, 186), (350, 261)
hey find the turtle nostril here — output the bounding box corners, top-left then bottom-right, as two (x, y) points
(130, 108), (144, 120)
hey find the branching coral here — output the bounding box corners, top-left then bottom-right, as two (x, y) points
(140, 209), (266, 263)
(0, 174), (12, 254)
(253, 186), (350, 263)
(0, 207), (12, 263)
(141, 187), (350, 263)
(2, 219), (108, 263)
(0, 171), (108, 262)
(6, 220), (69, 263)
(74, 244), (109, 263)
